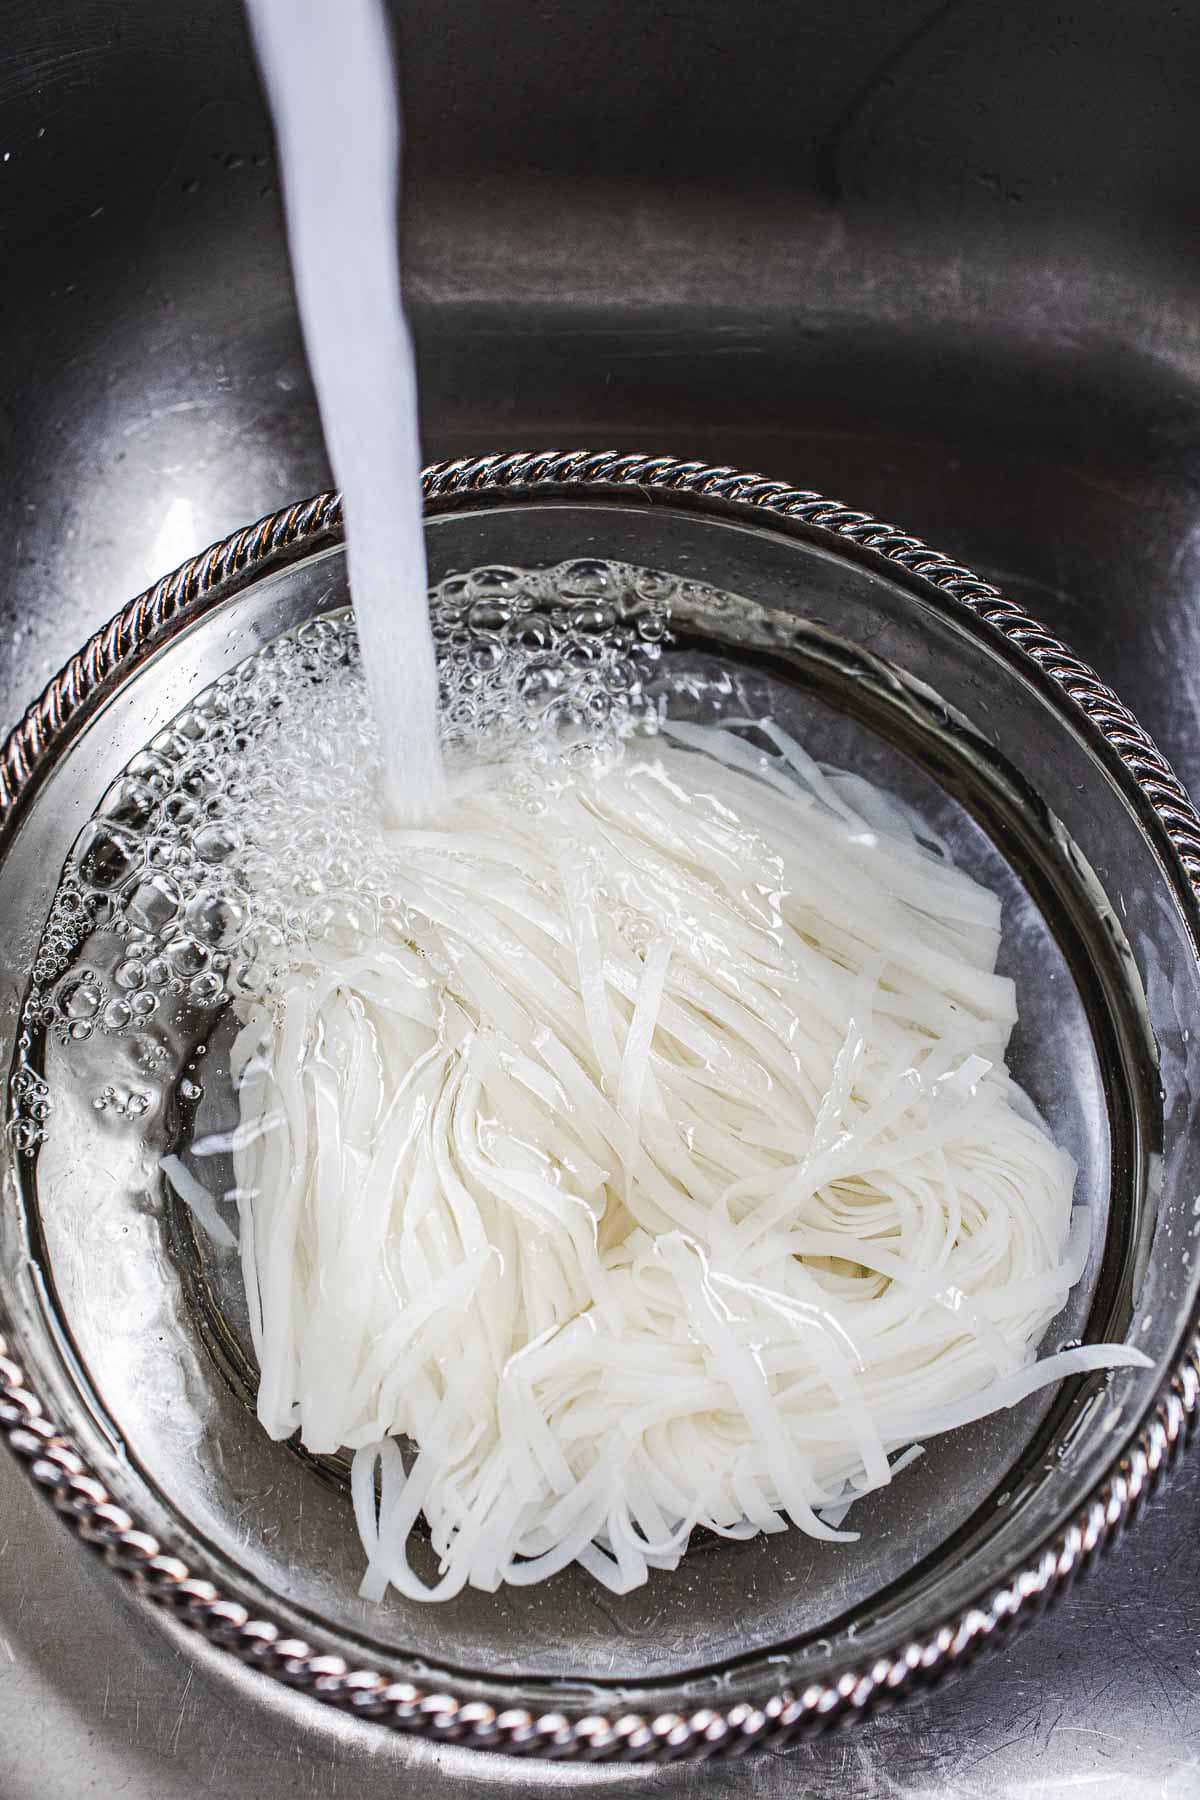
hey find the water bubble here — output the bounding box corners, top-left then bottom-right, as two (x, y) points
(194, 823), (240, 865)
(126, 750), (175, 794)
(559, 560), (610, 597)
(467, 566), (522, 600)
(195, 684), (231, 717)
(57, 974), (101, 1020)
(175, 711), (207, 743)
(168, 939), (209, 978)
(185, 891), (244, 948)
(8, 1117), (42, 1152)
(573, 603), (616, 635)
(520, 663), (566, 714)
(437, 573), (470, 606)
(101, 777), (159, 833)
(634, 569), (675, 602)
(78, 823), (143, 892)
(164, 794), (199, 829)
(515, 619), (553, 651)
(467, 598), (513, 634)
(180, 766), (220, 802)
(151, 727), (195, 763)
(127, 874), (182, 933)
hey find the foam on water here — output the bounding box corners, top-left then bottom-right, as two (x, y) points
(245, 0), (442, 822)
(8, 560), (673, 1149)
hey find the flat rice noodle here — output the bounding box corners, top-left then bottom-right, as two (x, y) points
(220, 707), (1140, 1602)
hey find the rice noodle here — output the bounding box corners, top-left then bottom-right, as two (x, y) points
(222, 717), (1148, 1601)
(161, 1152), (237, 1250)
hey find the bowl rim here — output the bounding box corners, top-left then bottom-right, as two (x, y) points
(3, 447), (1200, 1763)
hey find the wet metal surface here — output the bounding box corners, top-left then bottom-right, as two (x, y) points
(3, 1457), (1200, 1796)
(4, 1), (1200, 1793)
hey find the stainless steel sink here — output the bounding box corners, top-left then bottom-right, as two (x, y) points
(2, 2), (1200, 1794)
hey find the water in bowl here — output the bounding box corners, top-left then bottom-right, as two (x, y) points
(6, 553), (1132, 1663)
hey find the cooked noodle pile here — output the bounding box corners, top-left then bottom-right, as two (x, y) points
(215, 716), (1144, 1601)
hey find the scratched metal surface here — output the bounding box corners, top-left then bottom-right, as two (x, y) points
(6, 1), (1200, 1794)
(2, 1456), (1200, 1796)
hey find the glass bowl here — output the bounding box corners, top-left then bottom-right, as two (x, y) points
(2, 450), (1200, 1763)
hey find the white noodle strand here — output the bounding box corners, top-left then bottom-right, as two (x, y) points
(223, 720), (1147, 1601)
